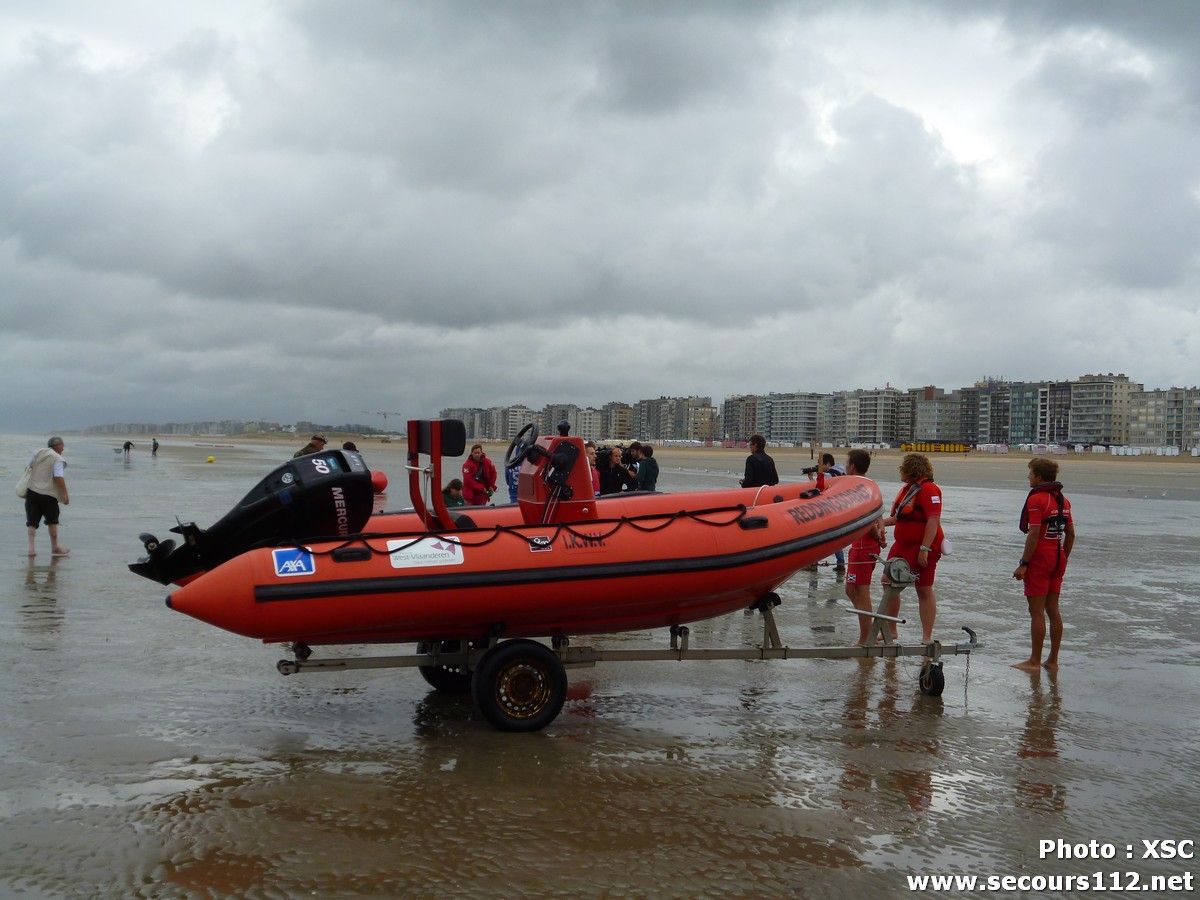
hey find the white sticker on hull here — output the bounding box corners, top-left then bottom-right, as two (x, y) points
(387, 537), (464, 568)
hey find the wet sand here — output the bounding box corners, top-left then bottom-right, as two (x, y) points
(1, 434), (1197, 897)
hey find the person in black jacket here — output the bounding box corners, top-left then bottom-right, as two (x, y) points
(598, 446), (637, 495)
(741, 434), (779, 488)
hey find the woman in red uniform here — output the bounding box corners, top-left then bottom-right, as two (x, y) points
(881, 453), (943, 643)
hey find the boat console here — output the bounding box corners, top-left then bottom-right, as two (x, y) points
(514, 430), (598, 525)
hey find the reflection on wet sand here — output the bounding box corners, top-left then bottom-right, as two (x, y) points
(120, 699), (870, 895)
(1016, 669), (1066, 812)
(837, 660), (940, 814)
(20, 557), (64, 643)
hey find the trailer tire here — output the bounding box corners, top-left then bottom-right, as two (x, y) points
(918, 661), (945, 697)
(416, 640), (473, 693)
(472, 639), (566, 732)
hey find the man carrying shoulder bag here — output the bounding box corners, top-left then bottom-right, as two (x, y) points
(22, 436), (70, 558)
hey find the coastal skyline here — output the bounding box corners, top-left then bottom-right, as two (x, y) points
(3, 2), (1198, 432)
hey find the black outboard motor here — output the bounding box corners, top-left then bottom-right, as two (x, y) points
(130, 449), (375, 585)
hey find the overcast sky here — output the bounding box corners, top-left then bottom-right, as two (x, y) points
(3, 1), (1198, 431)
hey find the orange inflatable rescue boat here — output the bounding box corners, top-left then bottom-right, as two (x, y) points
(132, 419), (885, 729)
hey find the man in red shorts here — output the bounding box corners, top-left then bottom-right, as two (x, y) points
(843, 449), (887, 644)
(1013, 457), (1074, 671)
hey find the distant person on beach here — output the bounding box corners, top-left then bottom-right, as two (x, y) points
(151, 438), (159, 456)
(462, 444), (498, 505)
(442, 478), (466, 508)
(741, 435), (779, 488)
(23, 437), (70, 558)
(881, 453), (943, 643)
(294, 434), (327, 458)
(843, 449), (886, 644)
(1013, 457), (1074, 672)
(122, 440), (134, 458)
(634, 444), (659, 491)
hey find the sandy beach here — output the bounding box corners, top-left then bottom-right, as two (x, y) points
(4, 432), (1195, 896)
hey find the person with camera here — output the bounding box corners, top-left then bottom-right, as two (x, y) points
(741, 434), (778, 488)
(1013, 457), (1074, 672)
(598, 446), (637, 495)
(461, 443), (498, 505)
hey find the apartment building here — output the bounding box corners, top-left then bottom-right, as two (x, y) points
(568, 407), (605, 442)
(850, 387), (902, 444)
(540, 404), (579, 434)
(632, 396), (715, 441)
(1130, 387), (1200, 451)
(721, 395), (758, 441)
(602, 402), (633, 440)
(439, 407), (487, 439)
(754, 392), (823, 444)
(911, 386), (962, 442)
(1069, 374), (1141, 445)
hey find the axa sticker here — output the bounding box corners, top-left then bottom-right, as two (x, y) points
(273, 547), (316, 577)
(387, 537), (464, 569)
(527, 535), (553, 553)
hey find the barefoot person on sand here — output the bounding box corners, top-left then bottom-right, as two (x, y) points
(23, 436), (70, 558)
(1013, 457), (1074, 672)
(881, 453), (943, 643)
(842, 449), (886, 645)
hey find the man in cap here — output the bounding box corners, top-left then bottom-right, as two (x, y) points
(294, 434), (327, 458)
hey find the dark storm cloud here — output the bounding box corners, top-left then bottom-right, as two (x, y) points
(0, 1), (1197, 431)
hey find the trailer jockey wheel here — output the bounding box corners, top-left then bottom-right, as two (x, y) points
(416, 640), (473, 693)
(918, 660), (945, 697)
(505, 423), (539, 469)
(472, 639), (567, 732)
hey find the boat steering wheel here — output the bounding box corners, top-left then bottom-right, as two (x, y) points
(505, 423), (539, 469)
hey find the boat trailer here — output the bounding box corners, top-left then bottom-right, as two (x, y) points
(276, 558), (982, 731)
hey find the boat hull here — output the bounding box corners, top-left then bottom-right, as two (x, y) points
(167, 478), (882, 645)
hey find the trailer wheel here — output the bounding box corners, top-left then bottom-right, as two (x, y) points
(472, 640), (566, 732)
(416, 640), (473, 693)
(918, 661), (945, 697)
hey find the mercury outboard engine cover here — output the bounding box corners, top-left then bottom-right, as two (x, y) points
(130, 449), (374, 585)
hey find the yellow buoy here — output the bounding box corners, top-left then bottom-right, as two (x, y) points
(206, 455), (215, 463)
